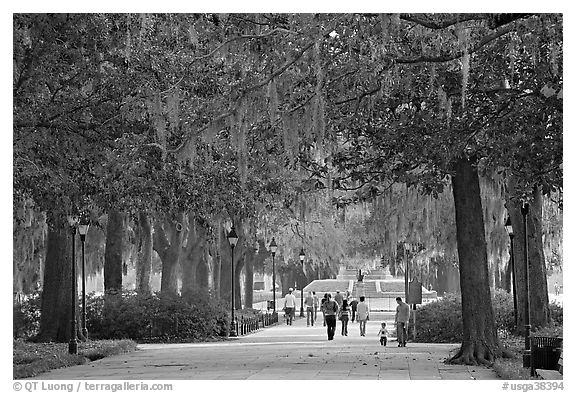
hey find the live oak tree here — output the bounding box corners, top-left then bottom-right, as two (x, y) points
(14, 14), (561, 353)
(14, 14), (134, 342)
(293, 13), (561, 364)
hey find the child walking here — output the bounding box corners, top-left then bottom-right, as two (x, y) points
(377, 322), (388, 346)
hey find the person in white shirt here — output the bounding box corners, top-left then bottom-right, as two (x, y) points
(284, 288), (297, 325)
(356, 296), (370, 336)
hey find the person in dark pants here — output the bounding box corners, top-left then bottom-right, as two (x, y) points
(349, 297), (358, 322)
(395, 297), (410, 347)
(322, 293), (339, 340)
(339, 299), (350, 336)
(334, 290), (344, 308)
(313, 291), (319, 322)
(305, 291), (315, 326)
(321, 293), (328, 326)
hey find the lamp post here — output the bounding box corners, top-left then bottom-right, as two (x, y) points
(227, 225), (238, 337)
(67, 215), (79, 354)
(78, 218), (90, 339)
(269, 237), (278, 316)
(299, 248), (305, 317)
(404, 242), (410, 301)
(505, 216), (518, 328)
(521, 203), (532, 368)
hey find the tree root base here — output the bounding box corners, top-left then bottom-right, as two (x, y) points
(447, 343), (500, 366)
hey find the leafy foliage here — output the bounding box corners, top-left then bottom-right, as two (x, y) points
(414, 289), (549, 343)
(86, 290), (231, 342)
(13, 292), (42, 339)
(415, 293), (463, 343)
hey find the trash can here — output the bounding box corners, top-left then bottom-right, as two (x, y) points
(531, 336), (563, 370)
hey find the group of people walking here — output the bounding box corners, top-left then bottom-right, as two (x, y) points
(319, 292), (370, 340)
(283, 289), (411, 346)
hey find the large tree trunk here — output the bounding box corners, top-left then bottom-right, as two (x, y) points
(181, 254), (199, 295)
(197, 248), (210, 289)
(219, 238), (232, 301)
(507, 181), (551, 331)
(153, 212), (185, 295)
(234, 255), (245, 309)
(37, 213), (76, 342)
(181, 216), (207, 296)
(503, 256), (512, 293)
(243, 240), (270, 309)
(244, 256), (254, 309)
(104, 210), (124, 294)
(211, 245), (221, 296)
(449, 157), (503, 365)
(219, 222), (247, 307)
(280, 267), (296, 297)
(135, 212), (152, 294)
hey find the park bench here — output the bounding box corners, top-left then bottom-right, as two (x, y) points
(535, 350), (562, 380)
(530, 336), (563, 380)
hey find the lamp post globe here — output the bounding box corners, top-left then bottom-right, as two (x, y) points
(269, 237), (278, 316)
(67, 215), (79, 354)
(228, 225), (239, 337)
(299, 248), (305, 317)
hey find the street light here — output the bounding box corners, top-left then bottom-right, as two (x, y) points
(299, 248), (305, 317)
(67, 214), (79, 354)
(227, 225), (239, 337)
(404, 242), (410, 302)
(78, 217), (90, 340)
(520, 203), (532, 369)
(269, 237), (278, 316)
(505, 215), (518, 328)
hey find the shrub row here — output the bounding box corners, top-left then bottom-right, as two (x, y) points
(87, 289), (231, 342)
(14, 289), (233, 342)
(413, 289), (563, 343)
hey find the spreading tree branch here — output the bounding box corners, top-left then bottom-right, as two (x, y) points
(396, 22), (518, 64)
(399, 13), (488, 29)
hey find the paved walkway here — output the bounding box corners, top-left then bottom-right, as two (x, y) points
(33, 316), (500, 380)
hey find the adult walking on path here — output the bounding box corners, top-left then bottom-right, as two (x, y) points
(322, 293), (339, 340)
(320, 293), (328, 326)
(356, 296), (369, 336)
(305, 291), (315, 326)
(312, 291), (319, 322)
(334, 290), (344, 308)
(339, 299), (350, 336)
(395, 296), (410, 347)
(284, 288), (296, 325)
(349, 297), (358, 322)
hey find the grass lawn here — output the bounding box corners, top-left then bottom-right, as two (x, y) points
(13, 339), (137, 379)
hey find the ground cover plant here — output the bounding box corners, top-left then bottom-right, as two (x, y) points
(13, 339), (137, 379)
